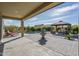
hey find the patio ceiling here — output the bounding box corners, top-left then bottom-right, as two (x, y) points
(0, 2), (63, 20)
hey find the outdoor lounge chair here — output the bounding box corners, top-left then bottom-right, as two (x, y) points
(5, 31), (17, 37)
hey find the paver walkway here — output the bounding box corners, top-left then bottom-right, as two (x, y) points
(1, 36), (63, 56)
(0, 32), (78, 56)
(25, 32), (78, 56)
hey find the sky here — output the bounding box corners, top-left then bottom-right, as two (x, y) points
(4, 2), (79, 26)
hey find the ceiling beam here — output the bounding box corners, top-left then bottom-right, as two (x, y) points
(1, 2), (64, 20)
(2, 15), (21, 20)
(21, 2), (52, 20)
(22, 2), (63, 20)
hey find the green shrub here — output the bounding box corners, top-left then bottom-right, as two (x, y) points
(71, 25), (78, 34)
(4, 25), (18, 32)
(65, 33), (72, 40)
(45, 27), (51, 31)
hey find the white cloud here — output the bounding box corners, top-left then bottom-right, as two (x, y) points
(25, 13), (78, 26)
(24, 17), (38, 26)
(27, 17), (38, 22)
(50, 15), (70, 21)
(4, 19), (14, 25)
(51, 4), (79, 17)
(37, 14), (78, 24)
(3, 19), (20, 26)
(42, 16), (69, 24)
(55, 4), (79, 13)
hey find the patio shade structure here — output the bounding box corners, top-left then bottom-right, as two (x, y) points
(51, 21), (71, 33)
(0, 2), (63, 42)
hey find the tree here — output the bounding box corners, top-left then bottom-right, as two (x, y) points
(4, 25), (18, 32)
(71, 25), (78, 34)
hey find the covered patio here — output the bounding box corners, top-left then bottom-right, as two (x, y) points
(51, 21), (71, 35)
(0, 2), (78, 56)
(0, 2), (63, 56)
(0, 32), (78, 56)
(0, 2), (62, 42)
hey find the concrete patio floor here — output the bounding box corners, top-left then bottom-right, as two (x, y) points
(1, 37), (63, 56)
(25, 32), (78, 56)
(0, 32), (78, 56)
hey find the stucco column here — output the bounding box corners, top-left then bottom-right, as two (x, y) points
(21, 20), (24, 37)
(55, 25), (57, 32)
(61, 25), (64, 32)
(0, 13), (3, 42)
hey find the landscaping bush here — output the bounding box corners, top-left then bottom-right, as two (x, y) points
(45, 27), (51, 31)
(30, 27), (35, 31)
(36, 27), (41, 31)
(71, 25), (78, 34)
(65, 33), (72, 40)
(5, 25), (18, 32)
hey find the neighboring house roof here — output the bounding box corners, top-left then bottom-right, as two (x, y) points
(51, 21), (71, 26)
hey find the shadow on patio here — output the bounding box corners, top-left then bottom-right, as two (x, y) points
(0, 43), (4, 56)
(0, 37), (22, 56)
(38, 37), (47, 45)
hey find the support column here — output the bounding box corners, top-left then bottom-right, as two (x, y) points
(21, 20), (24, 37)
(55, 25), (58, 34)
(50, 25), (52, 33)
(61, 25), (64, 32)
(0, 13), (3, 42)
(55, 25), (57, 32)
